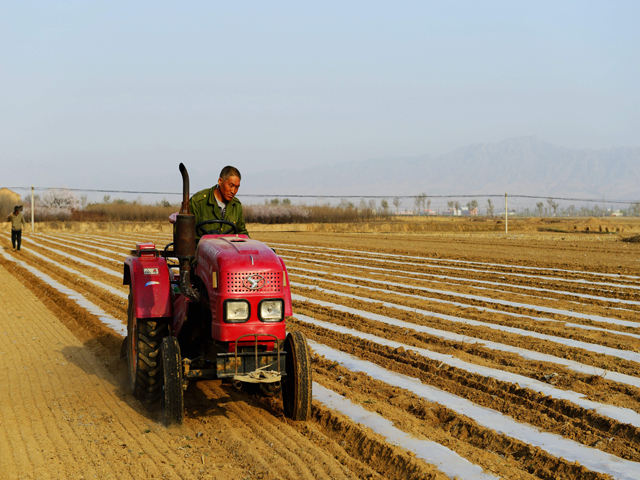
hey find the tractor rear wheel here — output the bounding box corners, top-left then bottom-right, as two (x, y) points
(282, 331), (312, 420)
(126, 289), (167, 403)
(161, 336), (184, 425)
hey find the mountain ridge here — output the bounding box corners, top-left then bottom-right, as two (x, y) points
(242, 137), (640, 201)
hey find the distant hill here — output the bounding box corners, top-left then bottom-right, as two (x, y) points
(242, 137), (640, 201)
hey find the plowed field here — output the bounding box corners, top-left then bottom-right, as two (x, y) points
(2, 228), (640, 479)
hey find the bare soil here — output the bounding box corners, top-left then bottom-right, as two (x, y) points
(0, 263), (439, 480)
(2, 224), (640, 479)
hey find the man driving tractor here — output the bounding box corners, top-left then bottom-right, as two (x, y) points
(126, 163), (311, 425)
(189, 165), (249, 237)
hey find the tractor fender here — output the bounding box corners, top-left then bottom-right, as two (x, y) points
(124, 255), (172, 318)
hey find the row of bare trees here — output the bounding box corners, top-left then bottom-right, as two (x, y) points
(8, 188), (640, 221)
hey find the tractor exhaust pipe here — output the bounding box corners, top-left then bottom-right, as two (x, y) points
(174, 163), (199, 301)
(174, 163), (196, 257)
(179, 162), (191, 215)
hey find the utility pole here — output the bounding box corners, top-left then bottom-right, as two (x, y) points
(31, 186), (35, 233)
(504, 192), (508, 234)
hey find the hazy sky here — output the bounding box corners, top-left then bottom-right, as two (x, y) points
(1, 1), (638, 194)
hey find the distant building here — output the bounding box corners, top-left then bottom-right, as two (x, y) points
(397, 209), (414, 216)
(408, 208), (438, 216)
(461, 207), (478, 216)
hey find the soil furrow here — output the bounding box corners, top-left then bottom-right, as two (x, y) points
(293, 288), (640, 375)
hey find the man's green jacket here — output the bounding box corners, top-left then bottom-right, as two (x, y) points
(189, 186), (249, 236)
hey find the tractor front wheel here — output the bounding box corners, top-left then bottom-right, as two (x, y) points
(126, 289), (167, 403)
(282, 331), (312, 420)
(161, 336), (184, 425)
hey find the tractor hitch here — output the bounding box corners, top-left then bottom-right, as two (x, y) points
(179, 334), (286, 383)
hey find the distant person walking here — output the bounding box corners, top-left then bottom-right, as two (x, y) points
(7, 205), (26, 251)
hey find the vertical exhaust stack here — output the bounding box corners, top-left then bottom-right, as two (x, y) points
(174, 163), (199, 300)
(174, 163), (196, 258)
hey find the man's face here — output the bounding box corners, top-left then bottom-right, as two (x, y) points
(218, 175), (240, 202)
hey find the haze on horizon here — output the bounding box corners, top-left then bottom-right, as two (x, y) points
(1, 1), (638, 194)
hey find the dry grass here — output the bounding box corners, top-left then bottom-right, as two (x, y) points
(71, 201), (178, 222)
(0, 188), (22, 218)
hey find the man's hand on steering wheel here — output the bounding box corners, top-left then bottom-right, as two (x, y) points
(195, 219), (239, 237)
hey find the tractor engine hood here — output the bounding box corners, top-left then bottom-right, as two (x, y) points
(195, 236), (291, 299)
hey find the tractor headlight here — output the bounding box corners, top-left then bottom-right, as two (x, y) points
(224, 300), (250, 323)
(259, 299), (284, 322)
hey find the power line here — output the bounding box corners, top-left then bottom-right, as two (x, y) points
(8, 186), (182, 195)
(5, 186), (639, 204)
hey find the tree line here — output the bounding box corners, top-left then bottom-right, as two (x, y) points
(11, 188), (640, 221)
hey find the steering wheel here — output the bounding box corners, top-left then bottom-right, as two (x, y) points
(196, 219), (239, 236)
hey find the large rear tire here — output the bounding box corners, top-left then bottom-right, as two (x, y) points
(127, 289), (167, 403)
(282, 331), (312, 420)
(161, 336), (184, 425)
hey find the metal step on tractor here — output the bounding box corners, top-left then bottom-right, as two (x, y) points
(123, 163), (312, 425)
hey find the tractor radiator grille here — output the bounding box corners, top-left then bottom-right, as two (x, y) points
(225, 272), (282, 294)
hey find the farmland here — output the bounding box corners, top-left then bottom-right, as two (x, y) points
(1, 225), (640, 479)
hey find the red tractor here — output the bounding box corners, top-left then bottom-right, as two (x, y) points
(123, 164), (312, 425)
